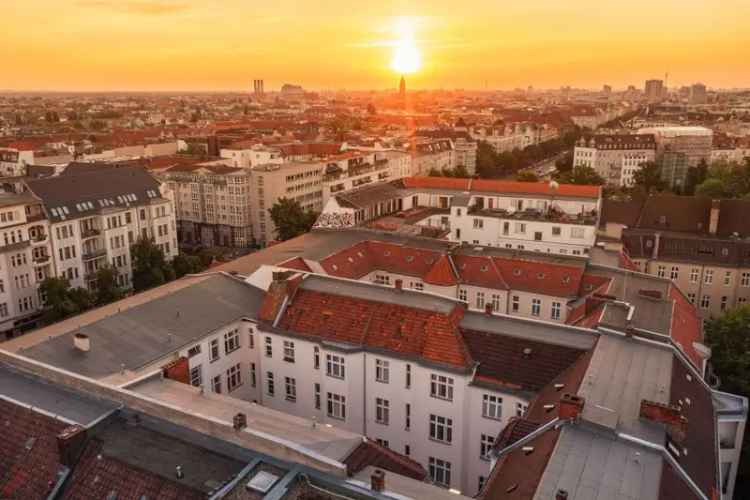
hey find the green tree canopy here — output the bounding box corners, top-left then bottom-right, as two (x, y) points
(131, 237), (175, 292)
(94, 265), (124, 305)
(269, 198), (318, 241)
(632, 161), (666, 194)
(554, 165), (605, 185)
(172, 254), (206, 278)
(515, 170), (539, 182)
(39, 278), (94, 323)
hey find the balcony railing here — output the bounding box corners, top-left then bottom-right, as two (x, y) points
(32, 234), (48, 243)
(33, 255), (50, 264)
(81, 228), (101, 238)
(82, 248), (106, 261)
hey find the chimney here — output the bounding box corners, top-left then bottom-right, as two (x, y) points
(639, 400), (688, 442)
(556, 490), (569, 500)
(709, 200), (720, 235)
(57, 425), (87, 467)
(652, 233), (661, 259)
(233, 412), (247, 430)
(558, 393), (585, 420)
(485, 303), (493, 316)
(73, 333), (90, 353)
(371, 469), (385, 492)
(394, 279), (403, 291)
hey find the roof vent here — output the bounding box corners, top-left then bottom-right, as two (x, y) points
(544, 404), (555, 413)
(506, 484), (519, 493)
(246, 471), (280, 493)
(537, 272), (545, 279)
(554, 383), (565, 391)
(522, 446), (534, 455)
(513, 268), (522, 276)
(175, 466), (184, 479)
(522, 347), (533, 358)
(74, 333), (90, 353)
(406, 255), (414, 262)
(481, 265), (488, 272)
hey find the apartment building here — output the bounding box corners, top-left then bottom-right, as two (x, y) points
(0, 192), (52, 336)
(574, 134), (656, 186)
(160, 163), (253, 247)
(410, 139), (454, 176)
(24, 165), (178, 291)
(638, 126), (713, 189)
(469, 122), (558, 154)
(0, 146), (34, 177)
(603, 195), (750, 321)
(452, 138), (478, 176)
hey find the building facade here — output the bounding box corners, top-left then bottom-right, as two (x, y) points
(574, 134), (657, 187)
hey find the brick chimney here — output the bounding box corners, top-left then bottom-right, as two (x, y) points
(639, 400), (688, 443)
(709, 200), (720, 235)
(394, 279), (403, 291)
(162, 357), (190, 384)
(371, 469), (385, 492)
(558, 393), (585, 420)
(57, 424), (87, 467)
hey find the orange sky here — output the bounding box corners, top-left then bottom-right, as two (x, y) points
(4, 0), (750, 91)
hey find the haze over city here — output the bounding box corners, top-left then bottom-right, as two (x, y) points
(4, 0), (750, 91)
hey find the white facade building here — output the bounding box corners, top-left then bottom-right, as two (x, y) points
(573, 134), (657, 187)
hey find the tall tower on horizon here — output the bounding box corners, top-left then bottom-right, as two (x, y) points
(399, 76), (406, 99)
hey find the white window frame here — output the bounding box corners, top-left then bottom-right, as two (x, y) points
(429, 414), (453, 444)
(482, 394), (502, 420)
(226, 363), (242, 392)
(430, 374), (454, 401)
(285, 376), (297, 402)
(224, 329), (240, 354)
(375, 359), (390, 383)
(326, 354), (346, 379)
(376, 397), (390, 425)
(327, 392), (346, 420)
(428, 457), (451, 487)
(283, 340), (295, 363)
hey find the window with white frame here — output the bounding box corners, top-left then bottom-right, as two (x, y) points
(516, 402), (528, 416)
(375, 359), (389, 383)
(531, 298), (541, 317)
(248, 331), (255, 349)
(250, 363), (256, 387)
(429, 414), (453, 443)
(327, 393), (346, 420)
(476, 291), (485, 310)
(209, 339), (220, 362)
(478, 476), (486, 495)
(657, 265), (666, 278)
(211, 375), (222, 394)
(405, 403), (411, 430)
(430, 374), (454, 401)
(314, 383), (321, 409)
(551, 301), (561, 320)
(283, 340), (295, 362)
(266, 372), (275, 396)
(670, 266), (679, 280)
(570, 227), (585, 239)
(512, 295), (519, 312)
(724, 271), (732, 286)
(314, 346), (320, 369)
(428, 457), (451, 487)
(189, 365), (202, 387)
(376, 398), (390, 425)
(482, 394), (502, 420)
(700, 294), (710, 309)
(742, 272), (750, 287)
(224, 329), (240, 354)
(376, 439), (390, 448)
(705, 269), (713, 285)
(264, 337), (273, 357)
(406, 364), (411, 388)
(326, 354), (345, 379)
(480, 433), (495, 460)
(690, 268), (700, 283)
(375, 274), (391, 285)
(227, 363), (242, 392)
(473, 218), (484, 229)
(491, 294), (501, 311)
(285, 377), (297, 402)
(514, 222), (526, 234)
(458, 288), (467, 302)
(688, 292), (696, 304)
(187, 345), (201, 358)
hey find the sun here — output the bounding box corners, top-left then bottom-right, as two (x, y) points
(390, 17), (422, 75)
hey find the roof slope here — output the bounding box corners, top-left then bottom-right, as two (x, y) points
(344, 439), (426, 481)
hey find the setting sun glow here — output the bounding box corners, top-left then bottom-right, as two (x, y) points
(390, 18), (422, 75)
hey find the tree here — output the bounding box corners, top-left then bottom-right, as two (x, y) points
(684, 160), (709, 195)
(515, 170), (539, 182)
(695, 178), (730, 198)
(94, 266), (124, 305)
(632, 161), (666, 194)
(172, 254), (206, 278)
(38, 278), (94, 323)
(131, 237), (173, 292)
(269, 198), (318, 241)
(555, 151), (574, 174)
(555, 165), (605, 185)
(705, 305), (750, 497)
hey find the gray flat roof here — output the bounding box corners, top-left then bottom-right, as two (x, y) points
(534, 424), (663, 500)
(21, 275), (266, 378)
(0, 362), (118, 425)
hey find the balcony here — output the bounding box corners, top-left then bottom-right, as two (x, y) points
(81, 228), (101, 239)
(82, 248), (106, 261)
(31, 233), (48, 244)
(33, 255), (50, 265)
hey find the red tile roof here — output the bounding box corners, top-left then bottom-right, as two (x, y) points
(343, 439), (426, 480)
(275, 289), (472, 368)
(471, 179), (601, 199)
(424, 254), (458, 286)
(668, 285), (705, 370)
(453, 255), (507, 290)
(578, 273), (611, 296)
(400, 177), (469, 191)
(493, 257), (583, 297)
(278, 257), (313, 272)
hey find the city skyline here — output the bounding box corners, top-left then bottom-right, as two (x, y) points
(4, 0), (750, 92)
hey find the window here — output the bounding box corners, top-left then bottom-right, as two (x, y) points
(721, 296), (728, 311)
(264, 337), (273, 357)
(266, 372), (275, 396)
(227, 364), (242, 392)
(740, 297), (748, 305)
(514, 222), (526, 234)
(283, 340), (295, 362)
(326, 354), (345, 379)
(405, 445), (411, 456)
(688, 293), (696, 304)
(552, 226), (561, 236)
(405, 403), (411, 430)
(570, 227), (585, 239)
(670, 266), (679, 280)
(314, 346), (320, 369)
(473, 218), (484, 229)
(428, 457), (451, 487)
(406, 364), (411, 388)
(376, 439), (390, 448)
(551, 301), (561, 320)
(724, 271), (732, 286)
(657, 265), (666, 278)
(690, 268), (700, 284)
(189, 365), (202, 387)
(248, 331), (255, 349)
(700, 295), (711, 310)
(285, 377), (297, 402)
(314, 383), (321, 409)
(742, 273), (750, 287)
(430, 374), (454, 401)
(480, 434), (495, 460)
(212, 375), (222, 394)
(478, 476), (486, 495)
(376, 398), (390, 425)
(476, 291), (485, 310)
(458, 288), (467, 302)
(375, 359), (389, 383)
(187, 345), (201, 358)
(209, 339), (220, 362)
(531, 298), (541, 317)
(250, 363), (256, 387)
(429, 415), (453, 443)
(705, 269), (713, 285)
(327, 393), (346, 420)
(375, 274), (391, 285)
(224, 329), (240, 354)
(516, 402), (528, 416)
(512, 295), (520, 312)
(483, 394), (502, 420)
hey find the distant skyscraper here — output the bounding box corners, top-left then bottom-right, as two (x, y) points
(253, 79), (264, 97)
(644, 79), (664, 103)
(399, 76), (406, 99)
(689, 83), (707, 104)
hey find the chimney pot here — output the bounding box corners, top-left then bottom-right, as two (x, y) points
(371, 469), (385, 492)
(558, 393), (585, 420)
(57, 424), (87, 467)
(175, 465), (184, 479)
(73, 333), (90, 352)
